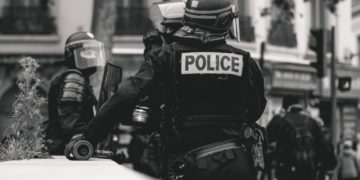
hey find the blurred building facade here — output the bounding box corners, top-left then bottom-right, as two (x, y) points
(346, 0), (360, 141)
(0, 0), (358, 142)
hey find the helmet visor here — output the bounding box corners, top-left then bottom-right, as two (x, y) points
(150, 1), (185, 32)
(73, 41), (106, 69)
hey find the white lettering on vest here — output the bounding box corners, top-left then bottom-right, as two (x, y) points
(181, 52), (244, 77)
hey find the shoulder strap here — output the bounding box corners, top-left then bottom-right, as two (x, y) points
(283, 113), (295, 130)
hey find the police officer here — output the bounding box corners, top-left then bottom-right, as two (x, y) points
(75, 0), (266, 179)
(45, 32), (106, 155)
(128, 1), (185, 177)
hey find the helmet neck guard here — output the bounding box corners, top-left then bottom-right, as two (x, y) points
(173, 26), (228, 46)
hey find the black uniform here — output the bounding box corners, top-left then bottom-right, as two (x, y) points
(84, 26), (266, 179)
(127, 30), (174, 177)
(45, 69), (96, 155)
(267, 105), (337, 180)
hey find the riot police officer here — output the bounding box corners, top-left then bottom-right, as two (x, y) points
(45, 32), (106, 155)
(71, 0), (266, 179)
(129, 1), (185, 177)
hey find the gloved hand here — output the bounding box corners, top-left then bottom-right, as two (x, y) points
(143, 29), (163, 48)
(111, 150), (127, 164)
(69, 133), (85, 142)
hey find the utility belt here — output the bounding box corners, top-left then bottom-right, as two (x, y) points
(170, 124), (266, 180)
(130, 107), (267, 179)
(170, 138), (245, 180)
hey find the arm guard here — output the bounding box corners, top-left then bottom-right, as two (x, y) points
(60, 70), (86, 103)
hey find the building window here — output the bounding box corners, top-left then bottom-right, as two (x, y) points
(354, 0), (360, 7)
(237, 0), (255, 42)
(115, 0), (155, 35)
(353, 0), (360, 17)
(267, 0), (297, 47)
(0, 0), (56, 35)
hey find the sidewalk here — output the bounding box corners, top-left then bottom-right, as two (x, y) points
(0, 156), (156, 180)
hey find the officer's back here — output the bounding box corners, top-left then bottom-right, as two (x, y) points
(166, 37), (259, 152)
(155, 0), (267, 179)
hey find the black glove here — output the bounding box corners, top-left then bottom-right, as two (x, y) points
(143, 29), (163, 48)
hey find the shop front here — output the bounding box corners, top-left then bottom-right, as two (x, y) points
(258, 62), (317, 126)
(320, 65), (360, 141)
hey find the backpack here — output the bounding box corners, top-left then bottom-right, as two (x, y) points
(283, 113), (317, 173)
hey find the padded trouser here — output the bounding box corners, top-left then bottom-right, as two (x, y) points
(169, 140), (256, 180)
(189, 148), (256, 180)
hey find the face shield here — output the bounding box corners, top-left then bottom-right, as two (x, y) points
(71, 40), (106, 70)
(150, 1), (185, 33)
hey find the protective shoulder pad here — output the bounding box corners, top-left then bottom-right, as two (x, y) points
(225, 39), (251, 59)
(60, 70), (86, 102)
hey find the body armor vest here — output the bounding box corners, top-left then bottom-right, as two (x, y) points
(46, 69), (96, 145)
(170, 42), (251, 128)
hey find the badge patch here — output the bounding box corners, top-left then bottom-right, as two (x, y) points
(181, 52), (244, 77)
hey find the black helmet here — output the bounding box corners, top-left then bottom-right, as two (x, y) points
(184, 0), (238, 32)
(150, 1), (185, 33)
(64, 32), (106, 71)
(65, 32), (95, 60)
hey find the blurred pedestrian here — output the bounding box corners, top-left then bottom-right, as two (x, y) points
(265, 95), (299, 180)
(267, 95), (336, 180)
(338, 140), (359, 180)
(317, 127), (337, 180)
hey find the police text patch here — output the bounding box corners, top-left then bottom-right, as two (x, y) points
(181, 52), (244, 77)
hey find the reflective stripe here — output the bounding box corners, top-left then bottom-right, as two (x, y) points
(188, 139), (244, 159)
(184, 12), (217, 19)
(185, 5), (232, 15)
(61, 91), (82, 102)
(63, 82), (84, 92)
(61, 72), (86, 102)
(63, 73), (86, 85)
(65, 39), (94, 47)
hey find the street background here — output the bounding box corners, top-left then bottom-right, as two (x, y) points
(0, 0), (359, 178)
